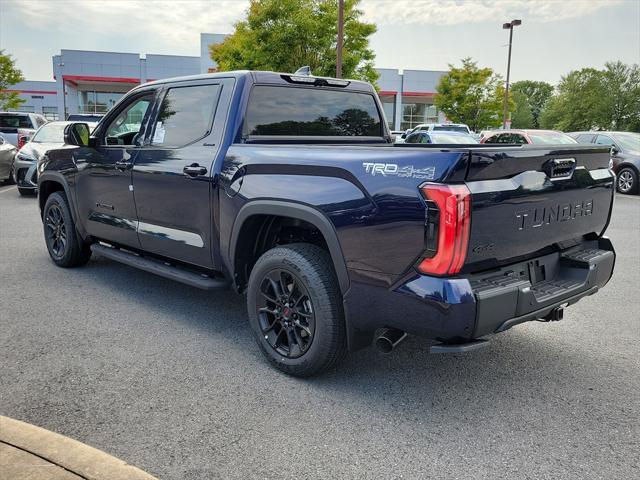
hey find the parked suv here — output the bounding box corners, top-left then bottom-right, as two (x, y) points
(569, 131), (640, 194)
(38, 70), (615, 376)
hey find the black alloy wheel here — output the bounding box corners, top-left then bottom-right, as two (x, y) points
(256, 269), (316, 358)
(247, 243), (347, 377)
(42, 191), (92, 267)
(45, 203), (67, 260)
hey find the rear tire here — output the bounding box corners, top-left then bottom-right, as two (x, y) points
(247, 243), (347, 377)
(6, 163), (16, 185)
(43, 192), (92, 267)
(617, 167), (638, 195)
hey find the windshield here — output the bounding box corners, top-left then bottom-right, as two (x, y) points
(433, 125), (469, 133)
(0, 114), (32, 129)
(429, 132), (478, 144)
(614, 133), (640, 152)
(31, 123), (67, 143)
(527, 132), (577, 145)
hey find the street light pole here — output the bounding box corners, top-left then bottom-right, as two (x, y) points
(502, 19), (521, 129)
(337, 0), (344, 78)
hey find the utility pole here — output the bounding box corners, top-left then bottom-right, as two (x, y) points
(502, 19), (521, 129)
(337, 0), (344, 78)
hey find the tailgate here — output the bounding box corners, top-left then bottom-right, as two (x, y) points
(463, 145), (614, 272)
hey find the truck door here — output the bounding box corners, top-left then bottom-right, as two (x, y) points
(74, 90), (157, 249)
(131, 78), (231, 269)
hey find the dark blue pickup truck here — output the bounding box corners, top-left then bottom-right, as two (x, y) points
(37, 70), (615, 376)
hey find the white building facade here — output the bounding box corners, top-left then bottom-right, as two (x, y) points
(7, 33), (446, 130)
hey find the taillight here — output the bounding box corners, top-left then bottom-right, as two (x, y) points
(417, 183), (471, 275)
(17, 135), (28, 149)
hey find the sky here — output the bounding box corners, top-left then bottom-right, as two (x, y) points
(0, 0), (638, 84)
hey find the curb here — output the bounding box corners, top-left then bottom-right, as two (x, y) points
(0, 416), (157, 480)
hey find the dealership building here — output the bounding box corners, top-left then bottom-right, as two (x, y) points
(8, 33), (446, 131)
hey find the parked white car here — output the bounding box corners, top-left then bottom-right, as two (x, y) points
(410, 123), (472, 135)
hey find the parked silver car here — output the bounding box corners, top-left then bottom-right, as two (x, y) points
(0, 134), (18, 183)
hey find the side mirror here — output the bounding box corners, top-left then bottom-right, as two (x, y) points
(64, 123), (90, 147)
(611, 145), (619, 155)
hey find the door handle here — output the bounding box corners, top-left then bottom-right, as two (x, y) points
(115, 160), (132, 171)
(183, 164), (208, 177)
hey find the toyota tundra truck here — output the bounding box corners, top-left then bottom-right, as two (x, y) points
(37, 70), (615, 376)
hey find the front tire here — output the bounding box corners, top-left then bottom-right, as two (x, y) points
(617, 167), (638, 194)
(43, 192), (92, 267)
(247, 243), (347, 377)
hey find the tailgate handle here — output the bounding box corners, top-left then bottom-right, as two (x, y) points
(544, 158), (576, 179)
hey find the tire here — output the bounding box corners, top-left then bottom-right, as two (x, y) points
(247, 243), (347, 377)
(43, 191), (92, 267)
(617, 167), (638, 195)
(18, 187), (36, 196)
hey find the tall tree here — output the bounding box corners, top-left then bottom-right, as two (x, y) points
(510, 90), (534, 129)
(211, 0), (378, 84)
(511, 80), (553, 128)
(600, 61), (640, 132)
(0, 50), (25, 110)
(539, 68), (606, 131)
(434, 58), (507, 132)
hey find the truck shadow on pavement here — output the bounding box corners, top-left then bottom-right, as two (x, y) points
(70, 255), (619, 422)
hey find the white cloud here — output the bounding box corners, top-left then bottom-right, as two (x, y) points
(8, 0), (250, 49)
(360, 0), (624, 26)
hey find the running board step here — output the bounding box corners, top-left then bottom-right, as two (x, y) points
(429, 339), (490, 353)
(90, 244), (229, 290)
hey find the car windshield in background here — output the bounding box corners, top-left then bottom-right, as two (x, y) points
(67, 115), (103, 123)
(614, 133), (640, 152)
(246, 86), (382, 136)
(432, 125), (469, 133)
(31, 123), (67, 143)
(430, 132), (478, 144)
(527, 132), (577, 144)
(0, 114), (32, 129)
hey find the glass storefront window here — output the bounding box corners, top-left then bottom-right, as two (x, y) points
(42, 106), (59, 121)
(400, 101), (439, 130)
(78, 91), (125, 114)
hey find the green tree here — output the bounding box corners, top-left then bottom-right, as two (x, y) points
(0, 50), (25, 110)
(211, 0), (378, 84)
(435, 58), (507, 132)
(511, 80), (553, 128)
(539, 68), (605, 131)
(510, 90), (534, 129)
(600, 61), (640, 132)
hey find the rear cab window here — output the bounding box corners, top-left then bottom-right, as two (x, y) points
(0, 114), (33, 130)
(245, 85), (382, 138)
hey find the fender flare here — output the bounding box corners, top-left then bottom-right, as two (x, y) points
(229, 200), (350, 294)
(38, 171), (87, 241)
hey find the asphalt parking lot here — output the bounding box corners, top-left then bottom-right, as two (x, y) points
(1, 184), (638, 480)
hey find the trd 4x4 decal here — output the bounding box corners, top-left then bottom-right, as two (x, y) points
(362, 162), (435, 180)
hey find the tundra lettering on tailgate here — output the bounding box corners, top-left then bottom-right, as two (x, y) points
(515, 199), (594, 231)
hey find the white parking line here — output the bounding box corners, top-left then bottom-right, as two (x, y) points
(0, 185), (16, 194)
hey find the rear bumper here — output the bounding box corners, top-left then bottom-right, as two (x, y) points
(344, 238), (615, 348)
(469, 237), (615, 336)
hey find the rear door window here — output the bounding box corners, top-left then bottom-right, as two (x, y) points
(245, 86), (382, 137)
(152, 84), (221, 148)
